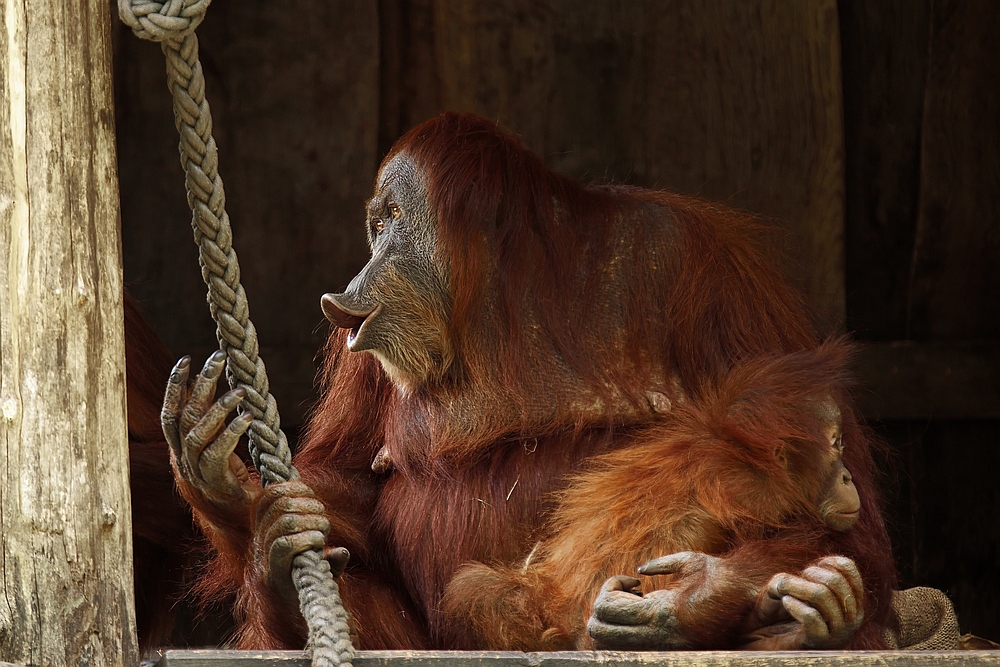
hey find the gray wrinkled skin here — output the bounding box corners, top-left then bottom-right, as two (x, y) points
(323, 154), (453, 390)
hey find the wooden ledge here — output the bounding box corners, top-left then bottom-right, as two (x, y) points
(155, 649), (1000, 667)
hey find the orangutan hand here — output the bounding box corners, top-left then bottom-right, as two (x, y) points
(741, 556), (865, 649)
(588, 551), (722, 649)
(251, 480), (349, 601)
(162, 352), (260, 519)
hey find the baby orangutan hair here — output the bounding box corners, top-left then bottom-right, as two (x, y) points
(441, 343), (874, 651)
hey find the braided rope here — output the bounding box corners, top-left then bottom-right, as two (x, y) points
(118, 2), (355, 665)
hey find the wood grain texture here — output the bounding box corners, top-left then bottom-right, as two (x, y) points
(839, 0), (931, 340)
(156, 649), (1000, 667)
(907, 0), (1000, 340)
(853, 341), (1000, 420)
(0, 0), (138, 664)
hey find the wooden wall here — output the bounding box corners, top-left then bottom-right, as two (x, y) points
(839, 0), (1000, 642)
(113, 0), (1000, 642)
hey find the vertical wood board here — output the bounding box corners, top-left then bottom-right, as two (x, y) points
(0, 0), (137, 663)
(908, 0), (1000, 340)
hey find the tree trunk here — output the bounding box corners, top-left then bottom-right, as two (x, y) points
(0, 0), (138, 664)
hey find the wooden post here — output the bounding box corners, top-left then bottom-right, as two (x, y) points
(0, 0), (138, 665)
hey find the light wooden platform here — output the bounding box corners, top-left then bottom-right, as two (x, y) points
(155, 650), (1000, 667)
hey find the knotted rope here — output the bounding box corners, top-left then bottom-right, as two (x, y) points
(118, 2), (355, 665)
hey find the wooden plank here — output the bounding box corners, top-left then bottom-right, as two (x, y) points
(539, 652), (1000, 667)
(157, 650), (1000, 667)
(853, 341), (1000, 420)
(838, 0), (931, 340)
(907, 0), (1000, 340)
(0, 0), (138, 664)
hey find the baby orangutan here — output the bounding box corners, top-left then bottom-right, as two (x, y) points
(442, 348), (870, 651)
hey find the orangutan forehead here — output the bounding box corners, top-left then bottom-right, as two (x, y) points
(376, 152), (421, 193)
(807, 393), (841, 426)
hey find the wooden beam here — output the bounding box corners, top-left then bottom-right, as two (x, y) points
(157, 649), (1000, 667)
(0, 0), (138, 664)
(853, 341), (1000, 421)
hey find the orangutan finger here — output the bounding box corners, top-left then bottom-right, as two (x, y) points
(257, 488), (327, 533)
(325, 546), (351, 578)
(816, 556), (865, 608)
(199, 411), (253, 487)
(601, 575), (641, 593)
(264, 512), (331, 555)
(587, 619), (658, 649)
(638, 551), (703, 576)
(180, 350), (227, 434)
(768, 574), (844, 629)
(269, 530), (329, 583)
(161, 356), (190, 456)
(186, 387), (246, 456)
(754, 585), (792, 626)
(782, 595), (831, 646)
(593, 589), (657, 625)
(802, 564), (857, 623)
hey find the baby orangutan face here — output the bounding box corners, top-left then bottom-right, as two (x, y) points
(816, 406), (861, 531)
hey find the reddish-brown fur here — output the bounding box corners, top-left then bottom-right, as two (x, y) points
(124, 292), (198, 652)
(441, 344), (893, 649)
(186, 114), (895, 650)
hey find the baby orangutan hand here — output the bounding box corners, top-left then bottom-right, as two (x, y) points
(741, 556), (865, 649)
(251, 480), (350, 602)
(162, 352), (260, 521)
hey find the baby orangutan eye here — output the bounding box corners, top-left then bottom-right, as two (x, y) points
(373, 218), (385, 233)
(389, 204), (402, 220)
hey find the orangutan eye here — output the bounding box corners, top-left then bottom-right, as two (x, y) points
(389, 204), (402, 220)
(373, 218), (385, 234)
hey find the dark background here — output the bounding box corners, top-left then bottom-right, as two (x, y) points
(112, 0), (1000, 641)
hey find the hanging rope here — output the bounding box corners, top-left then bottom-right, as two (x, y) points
(117, 2), (355, 665)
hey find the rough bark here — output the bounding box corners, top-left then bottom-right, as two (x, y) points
(0, 0), (138, 664)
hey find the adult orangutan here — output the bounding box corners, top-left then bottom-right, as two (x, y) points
(164, 112), (895, 650)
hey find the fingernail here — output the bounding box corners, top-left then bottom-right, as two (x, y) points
(234, 387), (247, 398)
(211, 349), (227, 363)
(170, 357), (190, 382)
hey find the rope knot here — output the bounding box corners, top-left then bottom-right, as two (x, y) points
(118, 0), (211, 42)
